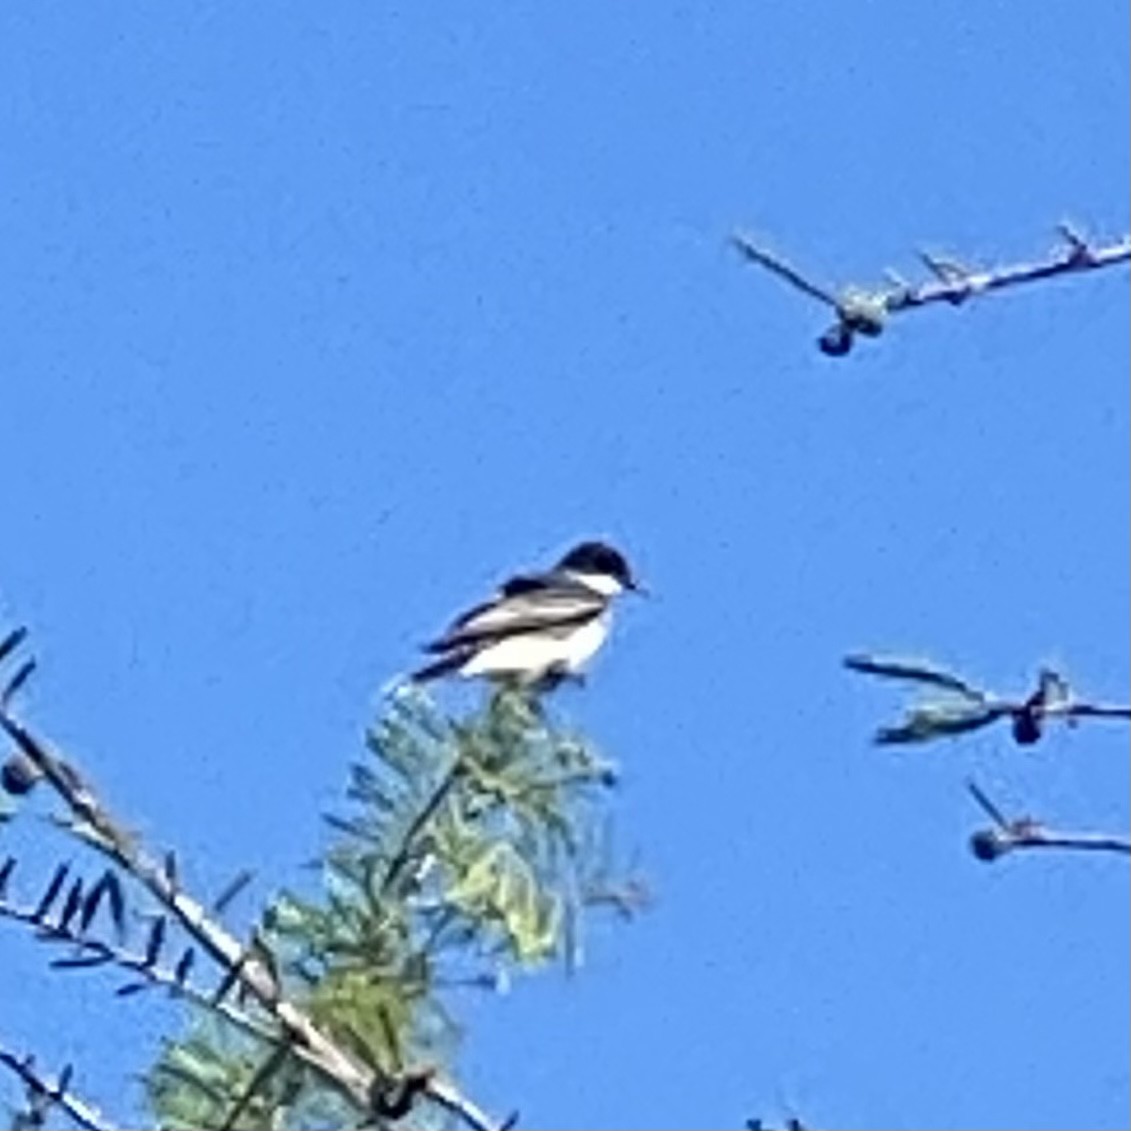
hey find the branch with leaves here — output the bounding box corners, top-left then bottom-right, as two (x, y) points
(0, 639), (409, 1125)
(731, 225), (1131, 355)
(0, 857), (292, 1055)
(1, 627), (640, 1128)
(151, 682), (638, 1129)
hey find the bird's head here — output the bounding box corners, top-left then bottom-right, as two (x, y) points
(557, 540), (644, 596)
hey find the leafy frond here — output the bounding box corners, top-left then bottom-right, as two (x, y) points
(148, 686), (637, 1128)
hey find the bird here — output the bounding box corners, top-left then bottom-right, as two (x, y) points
(410, 540), (642, 687)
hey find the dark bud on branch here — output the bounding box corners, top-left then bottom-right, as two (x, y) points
(2, 755), (42, 796)
(369, 1068), (434, 1120)
(818, 324), (854, 356)
(1011, 709), (1042, 746)
(969, 829), (1005, 862)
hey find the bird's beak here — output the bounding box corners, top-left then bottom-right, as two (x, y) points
(627, 577), (649, 597)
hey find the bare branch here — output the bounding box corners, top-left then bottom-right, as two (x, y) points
(733, 226), (1131, 355)
(891, 231), (1131, 311)
(842, 654), (986, 701)
(966, 782), (1131, 862)
(417, 1074), (507, 1131)
(965, 779), (1011, 830)
(729, 234), (840, 308)
(0, 627), (29, 669)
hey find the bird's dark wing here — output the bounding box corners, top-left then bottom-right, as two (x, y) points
(499, 574), (548, 596)
(424, 578), (603, 653)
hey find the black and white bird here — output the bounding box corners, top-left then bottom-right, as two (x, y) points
(411, 540), (642, 687)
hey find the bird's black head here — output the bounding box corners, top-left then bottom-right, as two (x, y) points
(557, 540), (639, 591)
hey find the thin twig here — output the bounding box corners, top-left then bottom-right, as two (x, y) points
(890, 234), (1131, 311)
(381, 760), (465, 897)
(733, 227), (1131, 355)
(425, 1074), (508, 1131)
(965, 779), (1010, 829)
(993, 829), (1131, 856)
(219, 1042), (293, 1131)
(966, 781), (1131, 862)
(371, 758), (522, 1131)
(729, 235), (839, 307)
(0, 1043), (116, 1131)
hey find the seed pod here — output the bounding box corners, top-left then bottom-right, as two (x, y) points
(1, 755), (42, 796)
(969, 830), (1003, 862)
(1011, 709), (1042, 746)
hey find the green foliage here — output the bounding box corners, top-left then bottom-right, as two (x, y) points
(148, 1026), (350, 1131)
(146, 686), (630, 1129)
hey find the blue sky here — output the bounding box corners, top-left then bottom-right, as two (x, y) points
(1, 5), (1128, 1129)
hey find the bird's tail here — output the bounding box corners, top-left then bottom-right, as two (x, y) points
(409, 650), (468, 683)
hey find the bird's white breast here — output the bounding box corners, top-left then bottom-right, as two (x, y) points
(460, 612), (611, 680)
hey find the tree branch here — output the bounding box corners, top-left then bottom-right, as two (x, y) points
(732, 226), (1131, 355)
(0, 1042), (116, 1131)
(0, 709), (379, 1104)
(0, 633), (505, 1131)
(843, 655), (1129, 747)
(966, 781), (1131, 862)
(217, 1042), (293, 1131)
(0, 885), (290, 1055)
(380, 759), (465, 898)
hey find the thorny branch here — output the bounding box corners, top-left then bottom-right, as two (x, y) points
(0, 1043), (115, 1131)
(966, 780), (1131, 862)
(731, 225), (1131, 355)
(0, 629), (505, 1131)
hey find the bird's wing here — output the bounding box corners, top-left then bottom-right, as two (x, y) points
(499, 574), (549, 596)
(425, 577), (604, 653)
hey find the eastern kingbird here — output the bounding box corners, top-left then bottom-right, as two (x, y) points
(411, 540), (641, 687)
